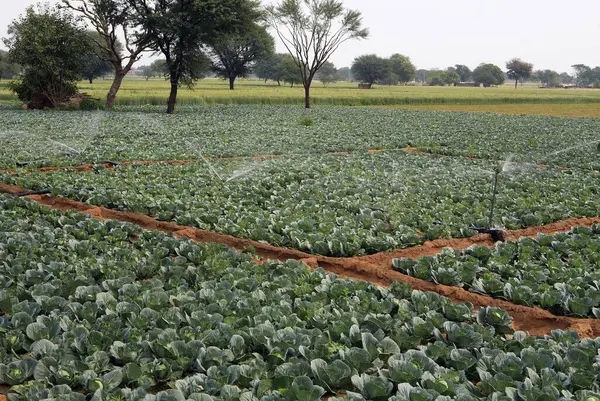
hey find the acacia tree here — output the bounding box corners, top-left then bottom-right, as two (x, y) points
(210, 25), (274, 90)
(506, 58), (533, 89)
(127, 0), (261, 114)
(266, 0), (368, 108)
(62, 0), (152, 108)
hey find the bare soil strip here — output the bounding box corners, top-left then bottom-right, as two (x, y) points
(1, 182), (600, 338)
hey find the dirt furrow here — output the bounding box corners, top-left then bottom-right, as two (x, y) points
(0, 149), (408, 175)
(1, 183), (600, 338)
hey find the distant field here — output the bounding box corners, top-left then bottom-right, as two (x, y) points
(2, 77), (600, 107)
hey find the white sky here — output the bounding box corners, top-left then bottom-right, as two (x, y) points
(1, 0), (599, 73)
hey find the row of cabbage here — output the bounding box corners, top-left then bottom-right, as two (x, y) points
(393, 225), (600, 318)
(1, 195), (600, 400)
(4, 152), (600, 256)
(1, 106), (599, 170)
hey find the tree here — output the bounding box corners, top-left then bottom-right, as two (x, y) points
(62, 0), (153, 108)
(316, 61), (338, 86)
(473, 63), (505, 87)
(559, 72), (573, 85)
(80, 31), (113, 84)
(535, 69), (560, 87)
(351, 54), (387, 86)
(572, 64), (592, 87)
(141, 65), (154, 80)
(127, 0), (261, 114)
(266, 0), (368, 108)
(210, 25), (275, 90)
(279, 54), (302, 87)
(506, 58), (533, 89)
(416, 69), (428, 84)
(426, 69), (442, 86)
(0, 50), (20, 81)
(388, 54), (416, 84)
(254, 53), (283, 84)
(337, 66), (351, 81)
(3, 4), (92, 106)
(440, 70), (460, 85)
(453, 64), (471, 82)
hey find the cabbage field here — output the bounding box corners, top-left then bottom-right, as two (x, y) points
(1, 195), (600, 401)
(4, 151), (600, 256)
(2, 106), (600, 400)
(1, 106), (600, 170)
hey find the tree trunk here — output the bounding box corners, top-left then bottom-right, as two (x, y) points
(167, 81), (178, 114)
(304, 85), (310, 109)
(106, 69), (125, 109)
(276, 80), (281, 86)
(88, 76), (93, 84)
(515, 79), (518, 89)
(229, 76), (236, 90)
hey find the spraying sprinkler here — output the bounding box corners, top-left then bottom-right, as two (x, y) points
(470, 166), (507, 242)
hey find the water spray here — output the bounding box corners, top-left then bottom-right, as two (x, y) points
(184, 140), (226, 186)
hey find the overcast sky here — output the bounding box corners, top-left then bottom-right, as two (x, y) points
(1, 0), (599, 73)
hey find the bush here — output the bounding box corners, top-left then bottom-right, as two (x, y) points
(79, 97), (102, 110)
(428, 77), (445, 86)
(298, 115), (314, 127)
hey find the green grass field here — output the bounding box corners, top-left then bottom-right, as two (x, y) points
(3, 77), (600, 108)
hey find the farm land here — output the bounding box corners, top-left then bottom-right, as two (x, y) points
(2, 100), (600, 400)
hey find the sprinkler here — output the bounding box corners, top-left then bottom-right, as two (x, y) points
(470, 167), (507, 242)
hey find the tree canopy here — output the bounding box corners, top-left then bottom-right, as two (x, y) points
(506, 58), (533, 89)
(453, 64), (471, 82)
(210, 25), (275, 90)
(388, 54), (416, 83)
(351, 54), (388, 86)
(0, 50), (20, 81)
(266, 0), (368, 108)
(62, 0), (152, 108)
(473, 63), (505, 87)
(126, 0), (262, 113)
(316, 61), (338, 86)
(3, 4), (92, 105)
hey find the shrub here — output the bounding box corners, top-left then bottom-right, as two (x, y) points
(79, 97), (102, 110)
(298, 115), (314, 127)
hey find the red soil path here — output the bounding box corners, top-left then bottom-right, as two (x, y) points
(2, 182), (600, 338)
(0, 149), (408, 175)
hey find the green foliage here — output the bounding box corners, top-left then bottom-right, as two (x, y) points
(473, 63), (505, 86)
(267, 0), (368, 107)
(78, 97), (102, 110)
(316, 61), (338, 86)
(0, 50), (20, 81)
(351, 54), (388, 85)
(506, 58), (534, 88)
(453, 64), (471, 82)
(2, 4), (91, 104)
(298, 115), (314, 126)
(128, 0), (263, 112)
(210, 24), (275, 89)
(394, 226), (600, 318)
(388, 54), (416, 83)
(1, 194), (600, 399)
